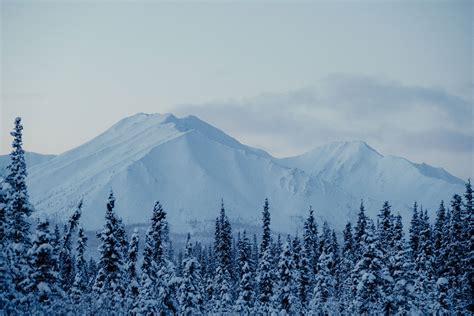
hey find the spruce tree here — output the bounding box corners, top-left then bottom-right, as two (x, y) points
(311, 239), (336, 314)
(376, 201), (395, 314)
(354, 200), (368, 260)
(433, 201), (448, 277)
(339, 222), (355, 311)
(125, 229), (140, 313)
(151, 201), (167, 267)
(5, 117), (33, 247)
(260, 198), (271, 254)
(137, 230), (158, 314)
(93, 192), (126, 311)
(251, 233), (259, 275)
(462, 179), (473, 312)
(212, 200), (233, 313)
(4, 117), (34, 302)
(351, 221), (384, 314)
(391, 214), (417, 314)
(27, 218), (62, 311)
(235, 230), (255, 313)
(178, 234), (204, 315)
(71, 226), (88, 304)
(256, 198), (274, 313)
(59, 201), (82, 292)
(275, 236), (300, 314)
(413, 208), (435, 312)
(115, 216), (128, 263)
(409, 202), (420, 259)
(446, 194), (467, 313)
(301, 206), (318, 305)
(137, 202), (178, 315)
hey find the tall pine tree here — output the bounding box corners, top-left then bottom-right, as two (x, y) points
(93, 192), (126, 311)
(4, 117), (34, 304)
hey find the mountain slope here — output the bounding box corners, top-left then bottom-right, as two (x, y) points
(0, 152), (56, 176)
(25, 114), (465, 232)
(278, 141), (465, 220)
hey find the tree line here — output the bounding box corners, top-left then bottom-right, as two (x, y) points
(0, 117), (472, 315)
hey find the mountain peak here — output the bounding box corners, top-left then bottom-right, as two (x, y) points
(314, 140), (383, 157)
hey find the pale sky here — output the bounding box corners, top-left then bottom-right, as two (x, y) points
(1, 1), (472, 178)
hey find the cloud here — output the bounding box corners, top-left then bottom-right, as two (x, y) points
(174, 74), (473, 178)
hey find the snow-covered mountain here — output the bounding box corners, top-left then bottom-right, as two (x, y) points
(2, 113), (465, 232)
(0, 152), (56, 176)
(278, 141), (465, 220)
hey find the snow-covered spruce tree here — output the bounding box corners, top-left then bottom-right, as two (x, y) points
(234, 230), (255, 313)
(303, 206), (319, 278)
(432, 200), (451, 313)
(462, 179), (473, 312)
(338, 222), (355, 311)
(125, 229), (140, 313)
(203, 246), (215, 310)
(156, 254), (180, 315)
(213, 258), (233, 314)
(231, 235), (239, 299)
(4, 117), (34, 305)
(51, 224), (61, 270)
(251, 233), (259, 275)
(376, 201), (396, 314)
(354, 200), (368, 261)
(291, 235), (304, 312)
(235, 260), (254, 314)
(235, 232), (242, 284)
(178, 233), (204, 315)
(151, 201), (167, 266)
(274, 236), (300, 315)
(92, 192), (126, 313)
(151, 201), (179, 313)
(137, 230), (158, 314)
(27, 218), (62, 313)
(311, 224), (337, 314)
(87, 257), (98, 290)
(271, 233), (283, 274)
(433, 200), (448, 277)
(446, 194), (467, 313)
(137, 202), (178, 315)
(115, 215), (128, 264)
(71, 226), (89, 305)
(390, 214), (417, 314)
(413, 208), (436, 312)
(291, 235), (301, 278)
(350, 220), (385, 314)
(409, 201), (420, 260)
(299, 207), (317, 309)
(256, 198), (275, 313)
(212, 200), (233, 313)
(260, 198), (272, 255)
(377, 201), (394, 249)
(434, 276), (450, 314)
(59, 200), (82, 293)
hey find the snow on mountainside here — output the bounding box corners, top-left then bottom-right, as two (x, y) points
(277, 141), (465, 225)
(8, 113), (466, 233)
(0, 152), (56, 176)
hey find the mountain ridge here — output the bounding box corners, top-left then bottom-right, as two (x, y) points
(0, 113), (466, 232)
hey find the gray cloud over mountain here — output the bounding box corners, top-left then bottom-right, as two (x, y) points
(175, 74), (473, 179)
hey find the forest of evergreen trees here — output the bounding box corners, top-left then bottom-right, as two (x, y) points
(0, 117), (472, 315)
